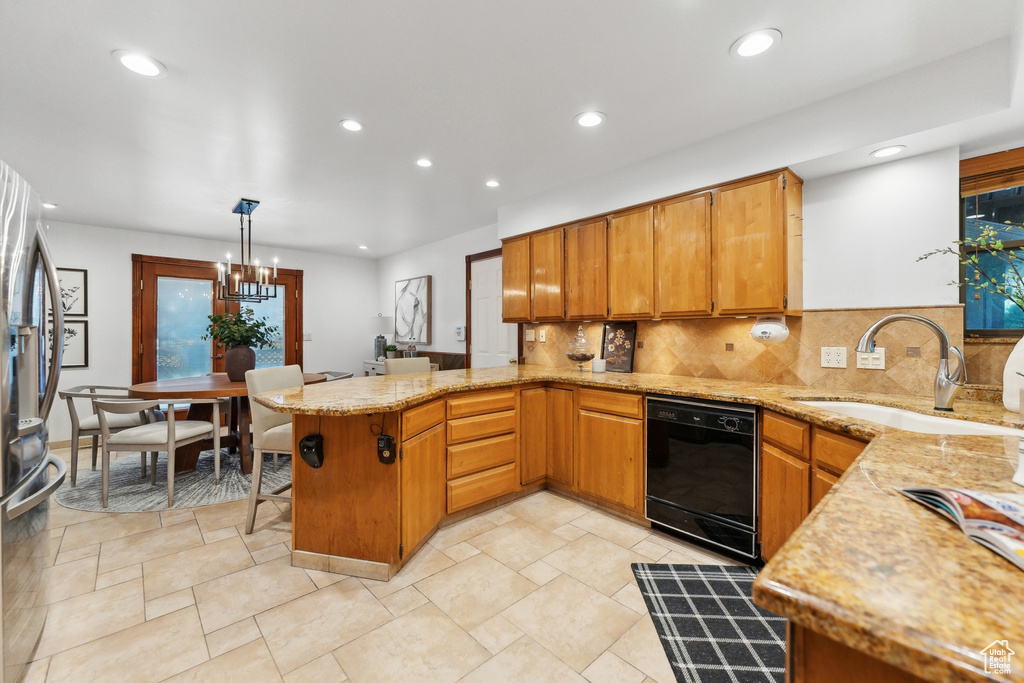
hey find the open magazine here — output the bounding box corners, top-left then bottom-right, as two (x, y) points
(899, 488), (1024, 572)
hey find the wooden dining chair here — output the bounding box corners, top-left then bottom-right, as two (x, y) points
(58, 385), (163, 486)
(94, 398), (221, 508)
(244, 365), (303, 534)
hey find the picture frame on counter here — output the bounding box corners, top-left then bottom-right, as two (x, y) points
(601, 321), (636, 373)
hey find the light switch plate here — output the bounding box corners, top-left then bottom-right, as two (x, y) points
(538, 329), (546, 343)
(856, 348), (886, 370)
(524, 329), (535, 342)
(302, 332), (312, 341)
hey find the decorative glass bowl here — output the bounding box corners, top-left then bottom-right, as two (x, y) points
(566, 325), (595, 371)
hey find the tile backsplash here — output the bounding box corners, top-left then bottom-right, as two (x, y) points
(523, 306), (966, 397)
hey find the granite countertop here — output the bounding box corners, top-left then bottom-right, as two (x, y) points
(257, 365), (1024, 682)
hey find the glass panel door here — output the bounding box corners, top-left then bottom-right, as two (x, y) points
(156, 277), (214, 380)
(243, 285), (286, 369)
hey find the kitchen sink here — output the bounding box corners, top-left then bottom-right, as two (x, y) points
(797, 401), (1024, 437)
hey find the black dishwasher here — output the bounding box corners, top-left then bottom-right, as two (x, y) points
(646, 395), (759, 560)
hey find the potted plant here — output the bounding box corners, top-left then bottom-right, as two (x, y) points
(203, 308), (279, 381)
(385, 344), (398, 359)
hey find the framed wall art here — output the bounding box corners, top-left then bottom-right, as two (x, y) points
(48, 319), (89, 368)
(395, 275), (432, 344)
(601, 321), (637, 373)
(53, 267), (88, 317)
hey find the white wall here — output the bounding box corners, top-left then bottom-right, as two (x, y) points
(377, 223), (500, 354)
(802, 147), (961, 308)
(46, 221), (378, 441)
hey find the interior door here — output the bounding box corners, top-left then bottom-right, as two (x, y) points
(132, 255), (303, 384)
(470, 256), (517, 368)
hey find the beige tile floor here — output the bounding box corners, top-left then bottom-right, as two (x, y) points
(27, 447), (740, 682)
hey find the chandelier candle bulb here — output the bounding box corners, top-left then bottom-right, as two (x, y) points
(273, 258), (278, 279)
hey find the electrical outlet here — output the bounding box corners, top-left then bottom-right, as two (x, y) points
(856, 348), (886, 370)
(524, 329), (535, 342)
(820, 347), (847, 368)
(538, 329), (546, 343)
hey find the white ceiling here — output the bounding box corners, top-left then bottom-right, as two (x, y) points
(1, 0), (1022, 258)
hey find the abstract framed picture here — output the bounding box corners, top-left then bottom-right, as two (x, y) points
(601, 321), (637, 373)
(395, 275), (432, 344)
(54, 267), (88, 317)
(48, 319), (89, 368)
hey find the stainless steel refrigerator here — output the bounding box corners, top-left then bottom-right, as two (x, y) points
(0, 160), (67, 682)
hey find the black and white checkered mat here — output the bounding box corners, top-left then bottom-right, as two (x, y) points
(632, 563), (785, 683)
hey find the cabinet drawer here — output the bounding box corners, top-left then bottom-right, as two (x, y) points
(447, 390), (517, 419)
(762, 411), (810, 459)
(447, 463), (517, 513)
(447, 433), (516, 479)
(578, 388), (643, 418)
(447, 410), (516, 444)
(402, 399), (445, 440)
(812, 428), (866, 475)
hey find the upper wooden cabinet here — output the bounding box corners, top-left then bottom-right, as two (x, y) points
(501, 236), (531, 323)
(715, 171), (802, 316)
(565, 219), (608, 319)
(608, 206), (655, 319)
(499, 167), (802, 322)
(532, 229), (565, 320)
(655, 193), (712, 317)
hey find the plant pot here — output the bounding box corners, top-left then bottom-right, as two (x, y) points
(386, 351), (398, 359)
(225, 346), (256, 382)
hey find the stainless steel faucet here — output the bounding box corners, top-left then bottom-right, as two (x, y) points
(855, 314), (966, 411)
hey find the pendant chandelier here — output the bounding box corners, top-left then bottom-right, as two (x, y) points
(216, 198), (279, 303)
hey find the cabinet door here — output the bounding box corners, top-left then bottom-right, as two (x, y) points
(811, 467), (839, 510)
(760, 442), (810, 561)
(520, 388), (548, 485)
(608, 206), (654, 319)
(715, 174), (785, 315)
(577, 409), (643, 512)
(565, 219), (608, 319)
(546, 388), (574, 486)
(532, 229), (565, 320)
(655, 193), (712, 317)
(401, 423), (446, 554)
(501, 236), (531, 322)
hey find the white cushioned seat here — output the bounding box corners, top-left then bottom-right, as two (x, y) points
(261, 424), (292, 454)
(106, 421), (212, 446)
(79, 411), (147, 432)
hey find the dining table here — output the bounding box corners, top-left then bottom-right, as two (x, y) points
(129, 373), (326, 475)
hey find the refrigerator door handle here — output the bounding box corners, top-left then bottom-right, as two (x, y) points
(38, 227), (64, 420)
(5, 452), (67, 520)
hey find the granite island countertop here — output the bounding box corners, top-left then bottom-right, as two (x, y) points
(256, 365), (1024, 682)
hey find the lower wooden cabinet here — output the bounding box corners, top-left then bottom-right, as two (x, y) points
(811, 468), (839, 509)
(400, 421), (446, 555)
(445, 390), (519, 513)
(577, 405), (643, 513)
(520, 386), (574, 486)
(448, 463), (517, 512)
(760, 442), (810, 561)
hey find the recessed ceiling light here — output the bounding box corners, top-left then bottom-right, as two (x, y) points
(42, 202), (57, 209)
(870, 145), (906, 158)
(730, 29), (782, 57)
(339, 119), (363, 132)
(416, 158), (432, 167)
(486, 180), (500, 188)
(358, 245), (368, 250)
(574, 111), (605, 127)
(111, 50), (167, 78)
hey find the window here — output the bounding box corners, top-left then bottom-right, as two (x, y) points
(960, 147), (1024, 337)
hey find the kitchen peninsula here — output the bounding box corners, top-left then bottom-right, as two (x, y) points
(254, 366), (1024, 683)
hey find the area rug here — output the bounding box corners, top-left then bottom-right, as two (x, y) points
(54, 449), (291, 513)
(632, 563), (785, 683)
